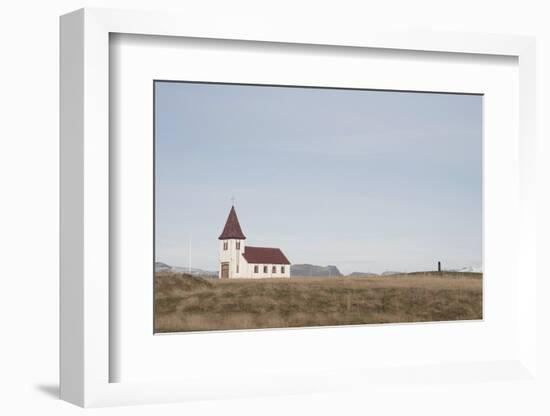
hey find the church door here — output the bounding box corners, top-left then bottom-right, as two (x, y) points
(221, 262), (229, 279)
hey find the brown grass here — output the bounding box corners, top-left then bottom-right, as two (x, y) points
(154, 272), (482, 333)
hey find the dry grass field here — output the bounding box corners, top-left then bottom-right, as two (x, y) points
(154, 271), (482, 333)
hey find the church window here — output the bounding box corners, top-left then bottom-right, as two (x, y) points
(281, 266), (285, 273)
(236, 241), (240, 250)
(254, 265), (258, 273)
(263, 265), (268, 273)
(223, 241), (228, 250)
(236, 265), (239, 273)
(272, 266), (276, 273)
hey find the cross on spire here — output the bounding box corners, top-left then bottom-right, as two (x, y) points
(230, 195), (236, 206)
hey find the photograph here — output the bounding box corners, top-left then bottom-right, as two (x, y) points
(154, 81), (483, 333)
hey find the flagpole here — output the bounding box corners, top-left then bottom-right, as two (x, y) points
(188, 233), (192, 274)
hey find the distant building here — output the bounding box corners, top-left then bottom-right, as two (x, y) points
(218, 206), (291, 279)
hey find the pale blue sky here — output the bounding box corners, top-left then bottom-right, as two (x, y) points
(155, 81), (482, 274)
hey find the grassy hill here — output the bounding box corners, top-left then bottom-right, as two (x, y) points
(154, 272), (482, 333)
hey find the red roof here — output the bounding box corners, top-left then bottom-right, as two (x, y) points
(242, 246), (290, 265)
(218, 206), (246, 240)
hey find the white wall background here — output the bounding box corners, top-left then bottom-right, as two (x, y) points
(0, 1), (549, 415)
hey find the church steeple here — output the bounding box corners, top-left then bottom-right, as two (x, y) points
(218, 206), (246, 240)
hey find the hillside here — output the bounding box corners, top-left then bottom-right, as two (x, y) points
(154, 271), (483, 333)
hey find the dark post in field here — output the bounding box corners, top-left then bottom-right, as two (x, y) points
(438, 261), (441, 272)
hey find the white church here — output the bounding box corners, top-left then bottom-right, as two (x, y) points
(218, 206), (291, 279)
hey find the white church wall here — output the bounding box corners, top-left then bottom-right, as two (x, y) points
(218, 239), (247, 278)
(219, 240), (291, 279)
(239, 262), (290, 279)
(236, 242), (246, 277)
(220, 258), (291, 279)
(235, 259), (248, 279)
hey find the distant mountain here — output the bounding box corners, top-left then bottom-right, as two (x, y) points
(171, 266), (218, 277)
(155, 261), (218, 277)
(291, 264), (342, 277)
(449, 266), (483, 273)
(155, 262), (172, 272)
(347, 272), (378, 277)
(381, 271), (401, 276)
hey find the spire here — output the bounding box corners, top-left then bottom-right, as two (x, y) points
(218, 206), (246, 240)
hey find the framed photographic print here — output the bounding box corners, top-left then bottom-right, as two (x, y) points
(60, 8), (538, 408)
(153, 80), (483, 334)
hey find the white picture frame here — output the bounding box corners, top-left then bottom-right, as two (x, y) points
(60, 8), (537, 408)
